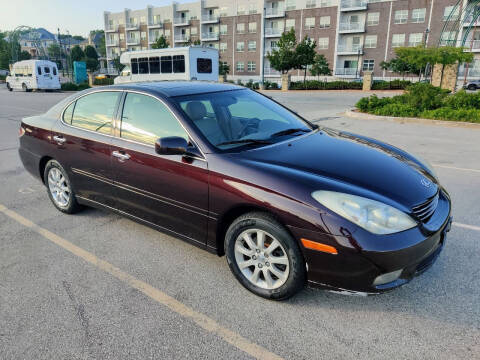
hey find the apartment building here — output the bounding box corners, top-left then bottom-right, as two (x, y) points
(104, 0), (480, 81)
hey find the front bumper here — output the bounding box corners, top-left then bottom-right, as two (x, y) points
(289, 191), (452, 294)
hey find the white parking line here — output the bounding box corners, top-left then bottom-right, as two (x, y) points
(453, 222), (480, 232)
(433, 164), (480, 174)
(0, 203), (284, 360)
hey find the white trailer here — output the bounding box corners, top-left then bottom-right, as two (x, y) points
(114, 46), (219, 84)
(6, 60), (60, 91)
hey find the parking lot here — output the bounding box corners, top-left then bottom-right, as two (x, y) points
(0, 85), (479, 360)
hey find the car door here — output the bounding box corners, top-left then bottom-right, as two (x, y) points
(51, 90), (122, 207)
(110, 91), (209, 245)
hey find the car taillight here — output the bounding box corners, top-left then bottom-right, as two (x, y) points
(19, 126), (25, 137)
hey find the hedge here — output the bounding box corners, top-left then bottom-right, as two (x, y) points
(93, 77), (115, 86)
(371, 80), (411, 90)
(61, 82), (91, 91)
(290, 80), (363, 90)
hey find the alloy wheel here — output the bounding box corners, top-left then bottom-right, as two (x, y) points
(234, 229), (290, 290)
(47, 167), (71, 208)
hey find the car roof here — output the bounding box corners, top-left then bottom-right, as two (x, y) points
(104, 81), (243, 97)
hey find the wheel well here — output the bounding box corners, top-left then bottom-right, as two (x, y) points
(39, 156), (53, 183)
(215, 205), (283, 256)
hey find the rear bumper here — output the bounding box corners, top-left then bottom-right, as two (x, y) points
(19, 147), (42, 181)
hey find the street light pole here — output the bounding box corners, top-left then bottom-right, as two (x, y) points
(260, 6), (266, 89)
(355, 48), (361, 79)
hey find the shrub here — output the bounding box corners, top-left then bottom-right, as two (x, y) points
(93, 77), (114, 86)
(290, 80), (363, 90)
(236, 79), (243, 86)
(245, 79), (260, 90)
(263, 80), (280, 90)
(420, 108), (480, 123)
(61, 82), (91, 91)
(372, 80), (411, 90)
(0, 75), (6, 81)
(443, 90), (480, 110)
(355, 94), (396, 113)
(404, 82), (449, 111)
(373, 103), (418, 117)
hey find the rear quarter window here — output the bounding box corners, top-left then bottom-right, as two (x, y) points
(37, 66), (42, 75)
(62, 101), (76, 124)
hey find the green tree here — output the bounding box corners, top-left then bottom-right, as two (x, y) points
(310, 54), (331, 78)
(72, 35), (85, 41)
(219, 62), (230, 75)
(394, 46), (434, 81)
(47, 43), (61, 59)
(151, 35), (169, 49)
(70, 45), (84, 62)
(98, 36), (106, 57)
(85, 57), (99, 72)
(266, 28), (297, 74)
(112, 57), (125, 73)
(295, 36), (317, 83)
(431, 46), (474, 88)
(85, 45), (98, 60)
(18, 50), (32, 60)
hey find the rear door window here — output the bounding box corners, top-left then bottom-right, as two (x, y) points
(53, 67), (57, 75)
(44, 67), (50, 74)
(37, 66), (42, 75)
(71, 91), (121, 135)
(173, 55), (185, 73)
(197, 58), (212, 73)
(120, 93), (188, 145)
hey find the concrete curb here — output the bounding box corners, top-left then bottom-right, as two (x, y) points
(259, 89), (405, 94)
(344, 109), (480, 129)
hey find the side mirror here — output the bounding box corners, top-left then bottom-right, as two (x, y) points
(155, 136), (188, 155)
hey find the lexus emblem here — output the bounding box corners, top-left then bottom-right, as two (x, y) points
(421, 178), (431, 188)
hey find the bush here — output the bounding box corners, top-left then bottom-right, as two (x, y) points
(372, 80), (411, 90)
(263, 80), (280, 90)
(443, 90), (480, 110)
(245, 79), (260, 90)
(290, 80), (363, 90)
(61, 82), (91, 91)
(373, 103), (418, 117)
(93, 77), (114, 86)
(0, 75), (6, 81)
(236, 79), (243, 86)
(420, 108), (480, 123)
(355, 94), (397, 113)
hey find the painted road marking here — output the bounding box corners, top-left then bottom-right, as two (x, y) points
(433, 164), (480, 174)
(0, 204), (283, 360)
(453, 222), (480, 232)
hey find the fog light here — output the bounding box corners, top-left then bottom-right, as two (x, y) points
(373, 269), (403, 286)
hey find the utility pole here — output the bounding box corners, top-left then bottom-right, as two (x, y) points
(355, 48), (361, 79)
(260, 6), (266, 89)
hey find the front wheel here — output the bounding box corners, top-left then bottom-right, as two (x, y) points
(468, 84), (477, 91)
(44, 160), (82, 214)
(225, 212), (306, 300)
(6, 83), (12, 91)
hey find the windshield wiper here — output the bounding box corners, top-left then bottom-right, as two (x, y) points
(270, 128), (311, 138)
(216, 139), (272, 146)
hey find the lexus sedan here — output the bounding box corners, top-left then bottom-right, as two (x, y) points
(19, 82), (452, 300)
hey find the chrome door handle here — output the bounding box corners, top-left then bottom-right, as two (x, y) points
(53, 135), (66, 144)
(112, 151), (130, 161)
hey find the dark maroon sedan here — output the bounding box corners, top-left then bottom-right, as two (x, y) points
(19, 82), (452, 299)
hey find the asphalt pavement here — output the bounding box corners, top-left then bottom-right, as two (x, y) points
(0, 85), (479, 360)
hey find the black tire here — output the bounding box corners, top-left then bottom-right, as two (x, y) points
(43, 160), (82, 214)
(22, 83), (28, 92)
(468, 84), (476, 91)
(225, 212), (306, 300)
(6, 83), (12, 91)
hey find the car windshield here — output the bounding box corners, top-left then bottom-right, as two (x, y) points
(173, 89), (313, 150)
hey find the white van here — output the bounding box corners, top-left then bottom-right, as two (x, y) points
(114, 46), (219, 84)
(6, 60), (61, 92)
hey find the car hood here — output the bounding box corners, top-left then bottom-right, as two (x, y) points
(236, 128), (438, 210)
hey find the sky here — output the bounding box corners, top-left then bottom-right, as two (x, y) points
(0, 0), (192, 37)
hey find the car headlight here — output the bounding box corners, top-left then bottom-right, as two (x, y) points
(312, 191), (417, 235)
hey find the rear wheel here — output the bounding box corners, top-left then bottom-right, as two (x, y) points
(468, 84), (477, 91)
(225, 212), (306, 300)
(6, 83), (12, 91)
(22, 83), (28, 92)
(44, 160), (82, 214)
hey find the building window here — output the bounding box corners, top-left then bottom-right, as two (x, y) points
(411, 8), (426, 23)
(409, 33), (423, 47)
(320, 0), (331, 6)
(367, 12), (379, 26)
(392, 34), (405, 47)
(164, 29), (171, 37)
(249, 4), (257, 14)
(444, 6), (460, 21)
(236, 41), (244, 52)
(306, 0), (316, 8)
(440, 31), (456, 46)
(236, 61), (244, 71)
(141, 32), (147, 40)
(364, 35), (377, 48)
(247, 61), (256, 72)
(237, 23), (245, 34)
(248, 40), (256, 51)
(249, 22), (257, 33)
(220, 42), (227, 52)
(319, 16), (330, 29)
(220, 7), (228, 17)
(286, 0), (296, 10)
(394, 10), (408, 24)
(318, 37), (329, 49)
(362, 59), (375, 71)
(305, 17), (315, 29)
(220, 24), (228, 35)
(191, 27), (198, 35)
(237, 5), (246, 15)
(285, 19), (295, 30)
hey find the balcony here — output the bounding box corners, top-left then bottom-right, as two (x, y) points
(105, 24), (118, 32)
(126, 38), (140, 45)
(463, 15), (480, 27)
(339, 22), (365, 33)
(337, 44), (363, 55)
(464, 40), (480, 52)
(265, 8), (285, 18)
(335, 68), (358, 76)
(265, 27), (283, 37)
(106, 39), (119, 47)
(174, 34), (189, 42)
(264, 68), (281, 77)
(174, 17), (190, 26)
(340, 0), (367, 12)
(201, 32), (219, 41)
(201, 14), (219, 23)
(148, 21), (163, 29)
(126, 23), (140, 31)
(264, 46), (278, 54)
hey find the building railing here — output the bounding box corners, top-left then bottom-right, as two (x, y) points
(105, 24), (118, 32)
(174, 17), (190, 25)
(340, 0), (367, 9)
(339, 22), (365, 32)
(337, 44), (363, 53)
(335, 68), (358, 76)
(264, 46), (278, 53)
(265, 27), (283, 36)
(201, 14), (219, 22)
(265, 7), (285, 17)
(126, 23), (140, 30)
(201, 32), (219, 41)
(174, 34), (189, 41)
(264, 68), (281, 76)
(463, 15), (480, 26)
(106, 39), (119, 46)
(126, 38), (140, 45)
(464, 40), (480, 51)
(148, 21), (163, 28)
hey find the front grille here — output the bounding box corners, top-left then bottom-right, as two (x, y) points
(412, 193), (439, 223)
